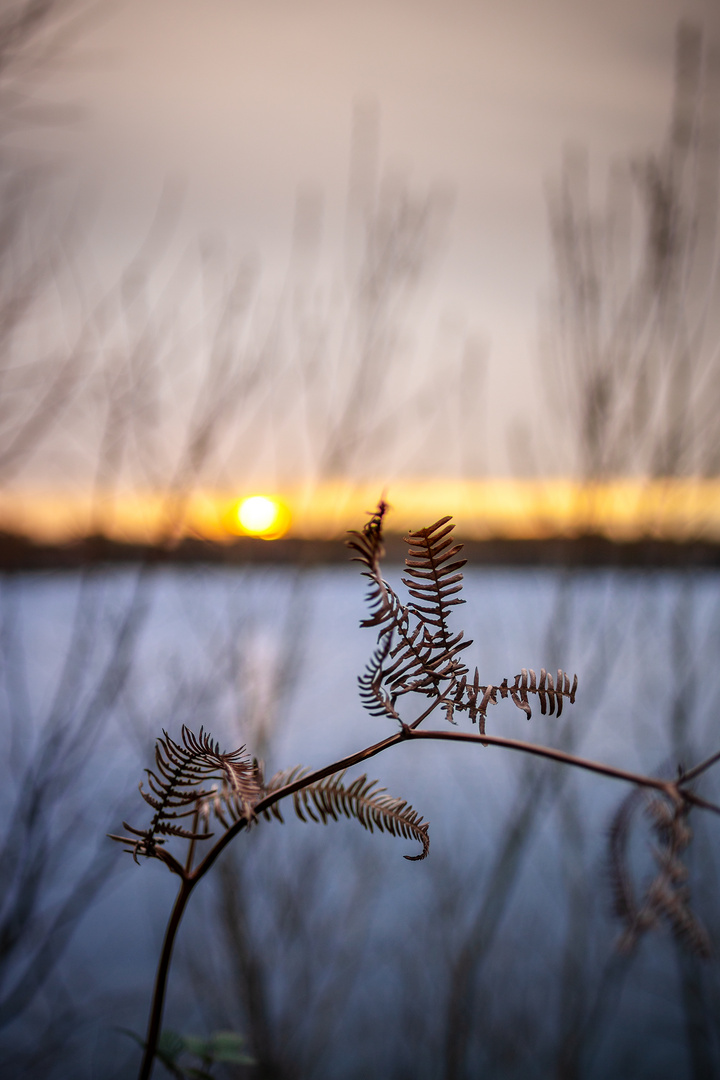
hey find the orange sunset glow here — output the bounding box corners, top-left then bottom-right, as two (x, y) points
(3, 479), (720, 546)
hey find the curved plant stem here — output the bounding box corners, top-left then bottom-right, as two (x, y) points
(138, 877), (194, 1080)
(192, 723), (691, 890)
(138, 721), (715, 1077)
(400, 728), (679, 794)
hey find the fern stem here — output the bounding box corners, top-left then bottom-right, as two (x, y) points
(184, 807), (201, 874)
(678, 748), (720, 785)
(409, 688), (452, 729)
(191, 723), (683, 888)
(138, 721), (715, 1078)
(683, 791), (720, 816)
(138, 877), (194, 1080)
(402, 728), (678, 793)
(141, 719), (714, 1076)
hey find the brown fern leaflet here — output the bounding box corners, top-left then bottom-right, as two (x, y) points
(115, 726), (260, 862)
(609, 787), (711, 957)
(349, 503), (577, 732)
(113, 726), (430, 864)
(192, 760), (431, 861)
(261, 767), (429, 860)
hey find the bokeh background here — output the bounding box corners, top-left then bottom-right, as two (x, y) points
(2, 2), (720, 1077)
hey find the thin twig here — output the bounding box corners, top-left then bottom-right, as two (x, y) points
(678, 749), (720, 785)
(682, 790), (720, 817)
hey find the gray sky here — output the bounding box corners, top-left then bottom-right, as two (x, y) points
(14, 0), (720, 477)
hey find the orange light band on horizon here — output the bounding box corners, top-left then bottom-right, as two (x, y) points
(2, 479), (720, 544)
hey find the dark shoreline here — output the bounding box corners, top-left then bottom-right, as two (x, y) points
(1, 532), (720, 570)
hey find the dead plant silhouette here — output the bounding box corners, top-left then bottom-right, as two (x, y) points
(112, 502), (720, 1079)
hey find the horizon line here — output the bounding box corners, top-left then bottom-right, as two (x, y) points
(3, 477), (720, 544)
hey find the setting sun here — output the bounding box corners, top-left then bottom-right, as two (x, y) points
(235, 495), (290, 539)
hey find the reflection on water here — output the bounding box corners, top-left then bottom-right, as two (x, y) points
(1, 564), (719, 1078)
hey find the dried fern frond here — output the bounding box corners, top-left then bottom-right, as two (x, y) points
(196, 758), (266, 831)
(644, 795), (711, 956)
(452, 667), (579, 732)
(607, 788), (710, 957)
(262, 767), (430, 860)
(358, 629), (401, 720)
(349, 505), (579, 735)
(382, 606), (468, 699)
(403, 516), (467, 642)
(396, 517), (471, 688)
(346, 500), (397, 631)
(349, 504), (472, 714)
(114, 726), (260, 860)
(607, 787), (648, 944)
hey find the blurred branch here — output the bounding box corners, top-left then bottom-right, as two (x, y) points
(543, 22), (720, 485)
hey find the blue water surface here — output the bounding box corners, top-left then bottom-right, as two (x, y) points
(1, 562), (719, 1079)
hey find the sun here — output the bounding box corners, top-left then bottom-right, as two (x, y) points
(234, 495), (290, 539)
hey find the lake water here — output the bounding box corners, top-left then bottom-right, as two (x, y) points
(1, 562), (719, 1078)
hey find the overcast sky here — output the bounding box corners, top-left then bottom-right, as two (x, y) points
(16, 0), (720, 477)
